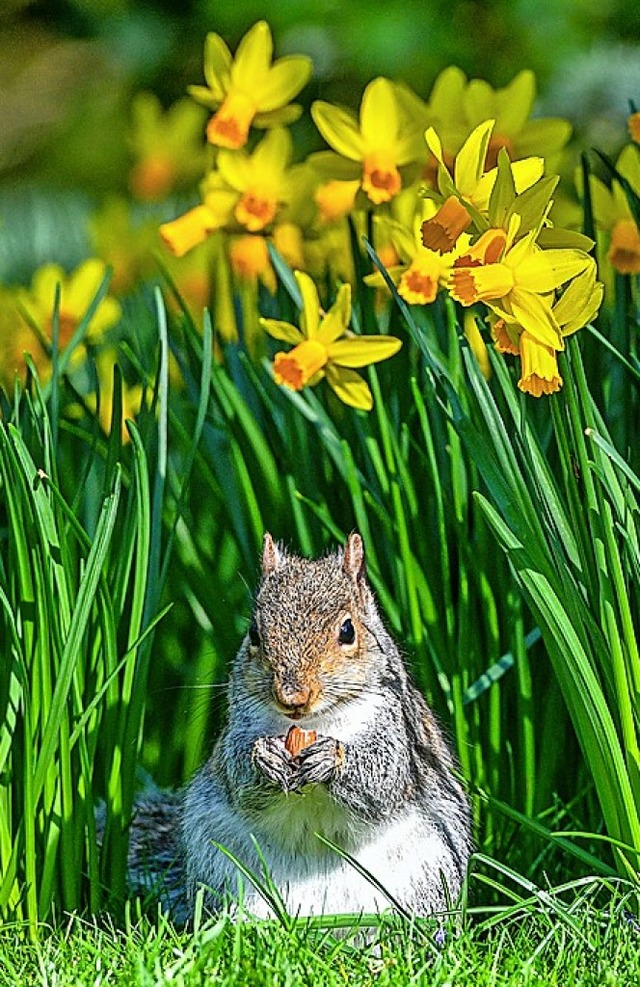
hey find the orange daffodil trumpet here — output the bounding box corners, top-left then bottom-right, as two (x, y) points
(188, 21), (312, 149)
(310, 78), (424, 206)
(261, 271), (402, 410)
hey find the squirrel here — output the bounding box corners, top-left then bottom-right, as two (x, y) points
(127, 532), (471, 921)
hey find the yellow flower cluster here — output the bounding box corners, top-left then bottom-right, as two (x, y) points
(419, 120), (603, 395)
(154, 20), (610, 403)
(4, 20), (628, 425)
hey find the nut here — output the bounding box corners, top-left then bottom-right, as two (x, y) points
(284, 725), (317, 756)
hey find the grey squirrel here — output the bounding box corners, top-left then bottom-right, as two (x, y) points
(127, 532), (471, 920)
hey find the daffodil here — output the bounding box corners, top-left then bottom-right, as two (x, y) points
(488, 260), (603, 396)
(188, 21), (312, 149)
(366, 200), (470, 305)
(159, 128), (305, 257)
(397, 67), (571, 185)
(260, 271), (401, 410)
(449, 217), (594, 353)
(629, 112), (640, 144)
(587, 145), (640, 275)
(421, 120), (544, 252)
(128, 93), (207, 200)
(310, 78), (424, 206)
(1, 261), (120, 393)
(15, 260), (120, 376)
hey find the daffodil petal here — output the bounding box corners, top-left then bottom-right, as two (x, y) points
(360, 78), (398, 147)
(216, 149), (252, 191)
(494, 70), (536, 133)
(31, 265), (65, 310)
(307, 151), (362, 180)
(259, 318), (304, 344)
(251, 126), (292, 173)
(454, 119), (495, 197)
(187, 85), (220, 111)
(510, 157), (545, 193)
(231, 21), (271, 89)
(258, 57), (312, 112)
(253, 105), (303, 128)
(325, 364), (373, 410)
(507, 289), (563, 350)
(63, 259), (106, 311)
(424, 126), (445, 167)
(327, 335), (402, 368)
(316, 283), (351, 345)
(516, 118), (572, 157)
(429, 66), (467, 119)
(514, 248), (592, 293)
(295, 271), (320, 338)
(312, 101), (364, 161)
(203, 32), (232, 98)
(553, 265), (603, 335)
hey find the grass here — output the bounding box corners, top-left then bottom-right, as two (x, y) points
(1, 883), (638, 987)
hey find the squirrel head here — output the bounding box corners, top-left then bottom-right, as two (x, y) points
(238, 532), (376, 720)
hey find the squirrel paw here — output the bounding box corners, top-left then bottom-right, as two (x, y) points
(252, 736), (295, 792)
(288, 736), (343, 791)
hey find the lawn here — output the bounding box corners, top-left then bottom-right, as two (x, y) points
(2, 891), (639, 987)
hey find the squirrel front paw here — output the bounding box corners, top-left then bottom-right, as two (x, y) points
(288, 736), (344, 792)
(252, 736), (295, 792)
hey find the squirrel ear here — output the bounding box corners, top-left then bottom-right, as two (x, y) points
(343, 531), (366, 583)
(261, 532), (282, 575)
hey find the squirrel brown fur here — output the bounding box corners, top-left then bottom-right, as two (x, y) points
(126, 532), (471, 920)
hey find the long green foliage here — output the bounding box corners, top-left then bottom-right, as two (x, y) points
(1, 223), (639, 933)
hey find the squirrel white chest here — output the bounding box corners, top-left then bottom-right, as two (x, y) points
(252, 784), (357, 856)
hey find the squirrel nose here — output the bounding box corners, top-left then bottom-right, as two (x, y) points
(273, 682), (312, 715)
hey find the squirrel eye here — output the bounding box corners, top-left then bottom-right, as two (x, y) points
(248, 620), (260, 648)
(338, 617), (356, 646)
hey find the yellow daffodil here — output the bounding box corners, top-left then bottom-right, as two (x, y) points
(421, 120), (544, 252)
(188, 21), (312, 149)
(366, 200), (470, 305)
(1, 261), (120, 392)
(16, 260), (120, 373)
(160, 128), (304, 257)
(398, 67), (571, 185)
(310, 78), (424, 206)
(449, 218), (594, 352)
(128, 93), (207, 200)
(489, 261), (603, 396)
(260, 271), (401, 410)
(629, 112), (640, 144)
(86, 350), (145, 443)
(587, 145), (640, 275)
